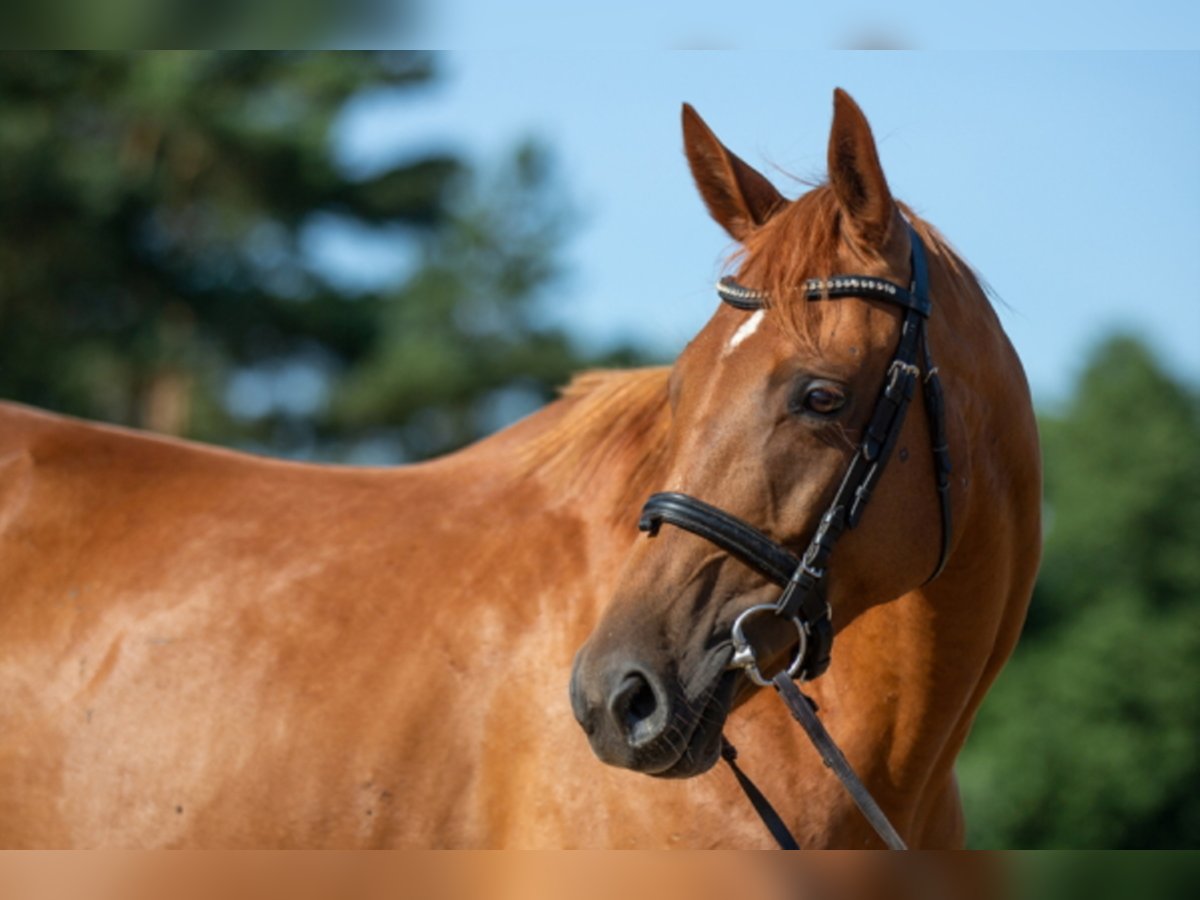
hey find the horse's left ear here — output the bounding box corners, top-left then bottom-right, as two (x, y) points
(828, 88), (898, 248)
(682, 103), (785, 242)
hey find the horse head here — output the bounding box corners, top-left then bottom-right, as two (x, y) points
(570, 90), (966, 779)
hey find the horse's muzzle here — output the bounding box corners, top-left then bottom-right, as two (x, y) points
(569, 649), (735, 777)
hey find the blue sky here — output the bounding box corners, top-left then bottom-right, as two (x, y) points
(401, 2), (1200, 52)
(332, 50), (1200, 405)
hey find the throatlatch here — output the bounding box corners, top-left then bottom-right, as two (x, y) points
(637, 222), (953, 849)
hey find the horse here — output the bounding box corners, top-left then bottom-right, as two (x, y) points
(0, 89), (1040, 848)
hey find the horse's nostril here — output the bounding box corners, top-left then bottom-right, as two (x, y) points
(609, 671), (667, 747)
(617, 675), (656, 726)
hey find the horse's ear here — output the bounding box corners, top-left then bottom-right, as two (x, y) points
(682, 103), (784, 242)
(827, 88), (897, 248)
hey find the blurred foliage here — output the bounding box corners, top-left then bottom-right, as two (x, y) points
(0, 0), (413, 47)
(0, 51), (645, 461)
(960, 336), (1200, 848)
(1017, 852), (1200, 900)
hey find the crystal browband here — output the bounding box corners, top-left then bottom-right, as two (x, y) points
(717, 273), (930, 317)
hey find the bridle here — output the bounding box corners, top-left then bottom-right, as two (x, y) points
(635, 221), (953, 849)
(640, 221), (953, 684)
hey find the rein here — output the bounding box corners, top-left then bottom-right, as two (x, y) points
(637, 222), (953, 849)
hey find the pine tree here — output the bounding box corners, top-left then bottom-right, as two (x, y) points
(0, 51), (645, 461)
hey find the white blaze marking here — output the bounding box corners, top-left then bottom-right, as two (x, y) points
(726, 309), (765, 354)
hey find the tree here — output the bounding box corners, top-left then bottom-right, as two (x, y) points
(0, 51), (645, 461)
(958, 335), (1200, 848)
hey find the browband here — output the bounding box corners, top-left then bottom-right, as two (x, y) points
(717, 274), (931, 318)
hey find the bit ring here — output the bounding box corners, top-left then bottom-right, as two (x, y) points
(727, 604), (809, 687)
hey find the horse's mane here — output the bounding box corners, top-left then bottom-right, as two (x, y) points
(731, 184), (983, 347)
(518, 367), (671, 522)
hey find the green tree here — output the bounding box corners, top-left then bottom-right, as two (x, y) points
(958, 335), (1200, 848)
(0, 51), (643, 461)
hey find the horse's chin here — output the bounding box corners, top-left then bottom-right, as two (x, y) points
(645, 669), (739, 780)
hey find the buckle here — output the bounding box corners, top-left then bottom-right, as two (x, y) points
(727, 604), (810, 687)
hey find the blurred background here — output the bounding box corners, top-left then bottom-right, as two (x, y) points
(0, 49), (1196, 849)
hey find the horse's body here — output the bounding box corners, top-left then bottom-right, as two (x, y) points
(0, 375), (918, 849)
(0, 91), (1040, 848)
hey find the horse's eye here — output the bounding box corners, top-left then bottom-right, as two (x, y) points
(793, 383), (846, 417)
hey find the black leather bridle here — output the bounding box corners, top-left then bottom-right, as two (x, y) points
(636, 222), (953, 848)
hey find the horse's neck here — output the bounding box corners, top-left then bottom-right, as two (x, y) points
(798, 265), (1041, 830)
(437, 379), (667, 617)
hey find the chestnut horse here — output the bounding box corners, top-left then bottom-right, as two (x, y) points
(0, 90), (1039, 848)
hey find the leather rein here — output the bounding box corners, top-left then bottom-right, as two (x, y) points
(636, 222), (953, 849)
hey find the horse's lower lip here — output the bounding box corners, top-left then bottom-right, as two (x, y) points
(648, 670), (738, 779)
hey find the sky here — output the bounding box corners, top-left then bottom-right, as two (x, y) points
(330, 49), (1200, 406)
(396, 1), (1200, 52)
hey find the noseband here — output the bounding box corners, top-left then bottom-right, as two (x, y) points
(636, 222), (953, 848)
